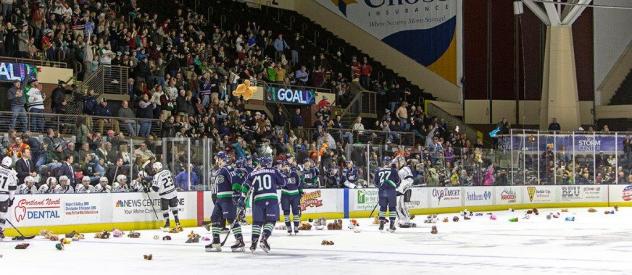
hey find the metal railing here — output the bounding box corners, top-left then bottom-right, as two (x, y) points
(103, 65), (129, 94)
(299, 127), (416, 147)
(0, 111), (162, 137)
(426, 101), (480, 144)
(0, 56), (67, 68)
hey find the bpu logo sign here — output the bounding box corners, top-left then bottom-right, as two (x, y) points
(14, 198), (61, 223)
(561, 186), (581, 198)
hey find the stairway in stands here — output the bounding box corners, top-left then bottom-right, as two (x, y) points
(608, 69), (632, 105)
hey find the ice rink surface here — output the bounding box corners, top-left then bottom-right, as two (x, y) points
(2, 207), (632, 275)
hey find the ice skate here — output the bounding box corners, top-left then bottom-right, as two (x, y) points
(231, 238), (245, 252)
(259, 236), (271, 253)
(379, 220), (385, 231)
(388, 223), (397, 233)
(205, 242), (222, 252)
(161, 221), (171, 232)
(293, 228), (299, 235)
(250, 241), (258, 253)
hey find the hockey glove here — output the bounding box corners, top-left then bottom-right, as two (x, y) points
(8, 198), (14, 207)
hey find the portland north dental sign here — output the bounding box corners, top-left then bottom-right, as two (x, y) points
(266, 85), (316, 105)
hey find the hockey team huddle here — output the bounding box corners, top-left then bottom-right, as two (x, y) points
(0, 152), (416, 253)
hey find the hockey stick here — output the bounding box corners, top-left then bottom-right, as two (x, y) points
(143, 186), (160, 220)
(221, 189), (253, 246)
(368, 203), (379, 218)
(6, 219), (35, 240)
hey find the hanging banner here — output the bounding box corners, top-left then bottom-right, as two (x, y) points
(315, 0), (459, 84)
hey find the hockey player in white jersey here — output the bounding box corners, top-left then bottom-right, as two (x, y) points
(112, 175), (129, 192)
(396, 157), (416, 228)
(38, 177), (56, 193)
(0, 157), (18, 239)
(18, 176), (38, 194)
(94, 177), (111, 193)
(151, 162), (181, 232)
(57, 175), (74, 194)
(75, 176), (95, 193)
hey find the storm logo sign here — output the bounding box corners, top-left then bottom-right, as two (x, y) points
(318, 0), (458, 83)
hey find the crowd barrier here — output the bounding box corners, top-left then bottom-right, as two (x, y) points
(5, 185), (632, 236)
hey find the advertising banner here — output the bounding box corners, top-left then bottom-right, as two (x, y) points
(494, 186), (522, 205)
(265, 85), (316, 105)
(463, 187), (493, 206)
(10, 194), (102, 226)
(350, 188), (379, 211)
(608, 184), (632, 203)
(315, 0), (459, 83)
(504, 134), (621, 153)
(406, 187), (429, 210)
(0, 62), (38, 82)
(111, 192), (196, 222)
(428, 187), (461, 208)
(300, 189), (342, 214)
(523, 186), (557, 203)
(559, 185), (608, 202)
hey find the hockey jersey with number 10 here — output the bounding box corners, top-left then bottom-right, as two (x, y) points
(243, 168), (286, 203)
(152, 170), (177, 199)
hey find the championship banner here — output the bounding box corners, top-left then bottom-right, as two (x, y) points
(0, 62), (38, 82)
(316, 0), (459, 83)
(265, 85), (316, 105)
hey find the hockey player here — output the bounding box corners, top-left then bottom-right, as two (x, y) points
(38, 177), (56, 193)
(281, 161), (303, 235)
(231, 158), (249, 225)
(94, 177), (111, 193)
(48, 176), (61, 193)
(396, 157), (416, 228)
(374, 156), (400, 232)
(0, 157), (18, 239)
(300, 159), (319, 188)
(206, 151), (245, 252)
(342, 160), (359, 189)
(58, 175), (74, 193)
(151, 162), (181, 232)
(240, 156), (286, 253)
(76, 176), (95, 193)
(112, 175), (129, 192)
(18, 176), (38, 194)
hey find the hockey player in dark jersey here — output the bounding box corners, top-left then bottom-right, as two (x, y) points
(232, 158), (249, 224)
(281, 160), (303, 235)
(239, 156), (286, 253)
(206, 151), (245, 252)
(342, 160), (360, 189)
(300, 159), (319, 188)
(374, 156), (401, 232)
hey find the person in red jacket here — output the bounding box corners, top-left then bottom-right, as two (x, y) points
(360, 56), (372, 89)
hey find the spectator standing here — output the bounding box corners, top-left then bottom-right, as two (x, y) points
(360, 56), (372, 89)
(396, 102), (409, 131)
(548, 118), (561, 131)
(118, 100), (137, 136)
(1, 0), (14, 19)
(8, 80), (27, 132)
(51, 81), (67, 114)
(94, 99), (120, 134)
(26, 79), (45, 132)
(273, 34), (289, 61)
(137, 94), (155, 137)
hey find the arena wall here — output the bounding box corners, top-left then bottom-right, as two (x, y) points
(4, 185), (631, 237)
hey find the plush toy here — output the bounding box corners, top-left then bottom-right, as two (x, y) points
(232, 79), (257, 101)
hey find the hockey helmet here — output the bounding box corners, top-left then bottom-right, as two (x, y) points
(99, 177), (109, 184)
(24, 176), (35, 185)
(82, 176), (91, 184)
(259, 156), (273, 168)
(116, 174), (128, 184)
(382, 156), (392, 166)
(46, 177), (58, 185)
(59, 175), (70, 185)
(152, 162), (163, 172)
(1, 156), (12, 168)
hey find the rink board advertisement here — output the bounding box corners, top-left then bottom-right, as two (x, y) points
(315, 0), (459, 84)
(494, 186), (523, 205)
(463, 187), (493, 206)
(9, 194), (103, 227)
(4, 185), (629, 236)
(428, 187), (462, 208)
